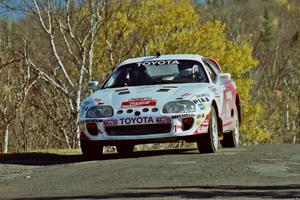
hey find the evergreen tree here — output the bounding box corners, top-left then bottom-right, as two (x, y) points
(260, 9), (277, 47)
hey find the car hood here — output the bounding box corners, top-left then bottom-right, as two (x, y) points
(89, 83), (210, 109)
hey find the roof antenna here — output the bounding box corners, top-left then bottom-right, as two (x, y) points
(156, 52), (161, 57)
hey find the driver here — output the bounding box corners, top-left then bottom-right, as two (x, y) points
(129, 65), (152, 86)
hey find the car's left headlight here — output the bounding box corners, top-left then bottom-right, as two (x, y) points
(86, 106), (113, 118)
(162, 100), (195, 114)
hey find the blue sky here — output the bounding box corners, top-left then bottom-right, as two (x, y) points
(0, 0), (206, 20)
(0, 0), (25, 20)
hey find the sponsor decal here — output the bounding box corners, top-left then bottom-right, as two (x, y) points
(194, 125), (209, 134)
(171, 113), (195, 119)
(195, 117), (208, 126)
(198, 104), (205, 110)
(192, 97), (210, 104)
(196, 114), (205, 119)
(156, 117), (171, 124)
(196, 93), (210, 98)
(197, 103), (208, 110)
(226, 91), (233, 101)
(173, 124), (182, 132)
(82, 119), (103, 123)
(194, 113), (210, 135)
(208, 86), (216, 92)
(121, 97), (156, 108)
(94, 98), (102, 103)
(195, 118), (201, 126)
(137, 60), (179, 67)
(181, 93), (192, 97)
(194, 119), (209, 135)
(104, 119), (118, 126)
(94, 98), (103, 104)
(119, 117), (154, 125)
(201, 119), (209, 126)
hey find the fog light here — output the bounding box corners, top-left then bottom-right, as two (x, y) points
(86, 122), (100, 135)
(182, 117), (194, 131)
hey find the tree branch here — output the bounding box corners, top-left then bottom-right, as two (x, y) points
(26, 57), (69, 96)
(58, 19), (80, 66)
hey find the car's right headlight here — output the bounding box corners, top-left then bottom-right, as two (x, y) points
(162, 100), (195, 114)
(86, 106), (113, 118)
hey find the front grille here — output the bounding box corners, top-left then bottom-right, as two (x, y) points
(105, 124), (171, 136)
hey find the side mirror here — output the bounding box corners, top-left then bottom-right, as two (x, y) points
(87, 81), (99, 91)
(216, 73), (231, 84)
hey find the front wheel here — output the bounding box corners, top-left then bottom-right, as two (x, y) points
(116, 144), (135, 156)
(80, 139), (103, 160)
(197, 106), (219, 153)
(221, 105), (239, 148)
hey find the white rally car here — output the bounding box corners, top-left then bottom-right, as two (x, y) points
(79, 54), (241, 159)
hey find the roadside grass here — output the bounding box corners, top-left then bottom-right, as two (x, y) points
(31, 148), (81, 155)
(0, 149), (81, 160)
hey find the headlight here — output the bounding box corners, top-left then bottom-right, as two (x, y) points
(162, 100), (195, 114)
(86, 106), (113, 118)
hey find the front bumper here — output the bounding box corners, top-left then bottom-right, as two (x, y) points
(79, 112), (210, 142)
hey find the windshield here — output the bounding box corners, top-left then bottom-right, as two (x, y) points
(103, 59), (209, 89)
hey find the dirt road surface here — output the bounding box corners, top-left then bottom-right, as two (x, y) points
(0, 144), (299, 200)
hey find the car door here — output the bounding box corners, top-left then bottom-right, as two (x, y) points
(203, 59), (232, 129)
(202, 59), (223, 109)
(208, 60), (237, 131)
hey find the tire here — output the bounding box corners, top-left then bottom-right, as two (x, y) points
(197, 106), (219, 153)
(221, 105), (239, 148)
(80, 139), (103, 160)
(116, 144), (135, 156)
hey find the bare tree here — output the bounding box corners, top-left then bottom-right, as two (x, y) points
(0, 0), (119, 147)
(0, 54), (37, 153)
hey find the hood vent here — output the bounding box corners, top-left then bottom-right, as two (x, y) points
(118, 91), (130, 95)
(116, 88), (128, 92)
(162, 86), (177, 88)
(157, 88), (170, 92)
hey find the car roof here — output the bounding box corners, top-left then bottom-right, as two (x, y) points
(118, 54), (205, 66)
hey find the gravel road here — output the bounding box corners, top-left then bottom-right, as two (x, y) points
(0, 144), (299, 200)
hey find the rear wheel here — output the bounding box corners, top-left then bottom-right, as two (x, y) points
(197, 107), (218, 153)
(221, 105), (239, 148)
(80, 139), (103, 160)
(116, 144), (135, 156)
